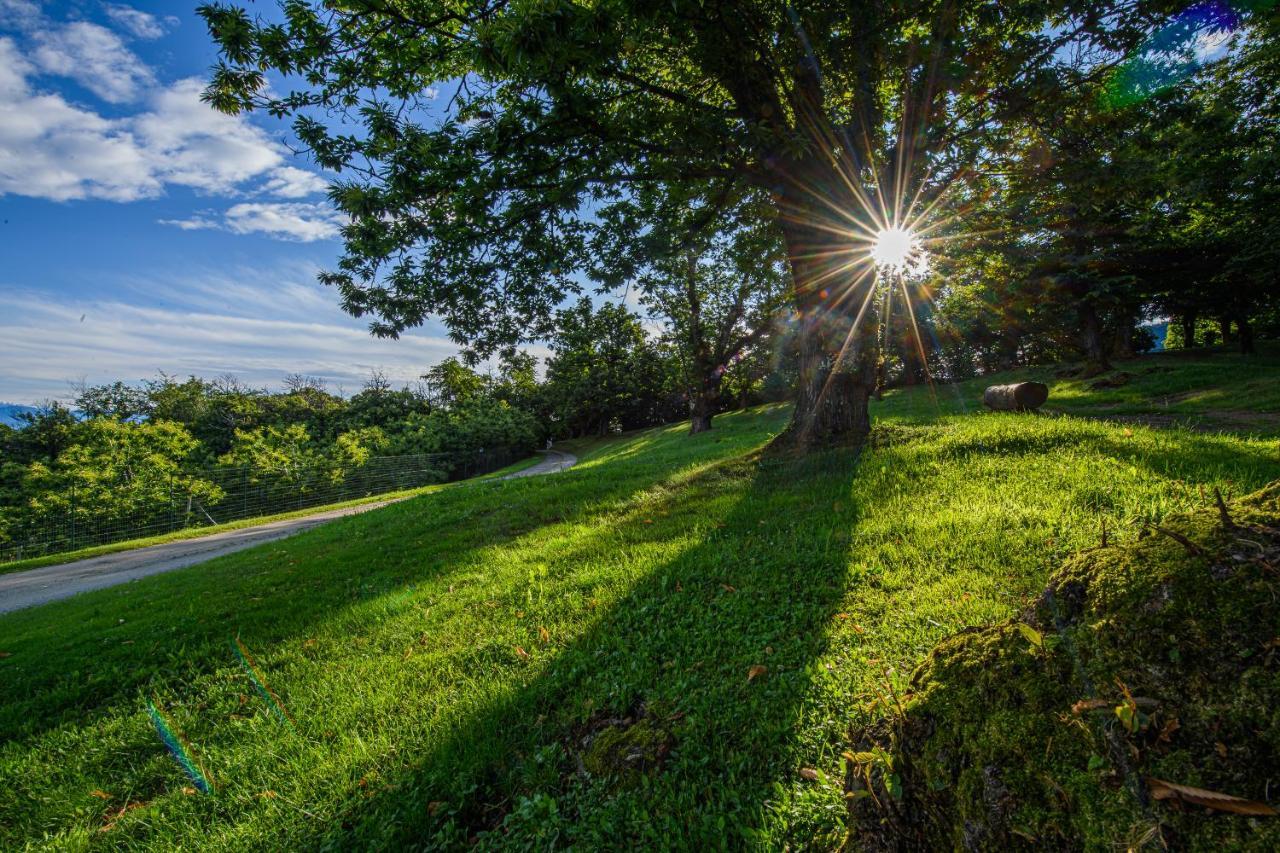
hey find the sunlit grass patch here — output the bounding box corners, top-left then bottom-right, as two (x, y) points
(0, 400), (1276, 849)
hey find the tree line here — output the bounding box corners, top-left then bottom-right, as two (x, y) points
(0, 297), (790, 556)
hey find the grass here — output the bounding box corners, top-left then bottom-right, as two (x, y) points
(0, 455), (538, 576)
(877, 343), (1280, 433)
(1, 360), (1278, 849)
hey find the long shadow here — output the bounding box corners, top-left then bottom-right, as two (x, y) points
(0, 430), (766, 746)
(286, 445), (865, 849)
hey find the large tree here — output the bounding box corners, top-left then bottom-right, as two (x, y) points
(200, 0), (1156, 447)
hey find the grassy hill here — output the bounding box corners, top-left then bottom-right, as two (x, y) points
(1, 351), (1278, 849)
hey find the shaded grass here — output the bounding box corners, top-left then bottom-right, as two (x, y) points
(1, 402), (1277, 849)
(848, 483), (1280, 849)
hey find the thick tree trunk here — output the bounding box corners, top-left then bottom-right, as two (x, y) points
(1219, 317), (1233, 346)
(1180, 311), (1198, 349)
(688, 376), (721, 434)
(1078, 302), (1111, 376)
(780, 219), (877, 448)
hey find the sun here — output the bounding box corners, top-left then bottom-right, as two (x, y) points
(870, 227), (920, 272)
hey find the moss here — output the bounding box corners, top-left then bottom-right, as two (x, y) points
(581, 715), (674, 783)
(848, 482), (1280, 851)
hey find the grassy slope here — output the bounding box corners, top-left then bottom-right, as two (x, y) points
(1, 455), (538, 576)
(1, 360), (1278, 849)
(847, 483), (1280, 849)
(878, 343), (1280, 432)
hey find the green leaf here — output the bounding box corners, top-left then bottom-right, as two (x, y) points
(1016, 622), (1043, 649)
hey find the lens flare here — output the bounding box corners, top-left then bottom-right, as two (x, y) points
(147, 699), (215, 794)
(232, 636), (295, 727)
(871, 227), (930, 280)
(1101, 0), (1257, 109)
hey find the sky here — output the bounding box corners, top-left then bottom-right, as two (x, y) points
(0, 0), (468, 404)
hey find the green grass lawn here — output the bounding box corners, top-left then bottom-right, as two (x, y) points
(877, 343), (1280, 432)
(2, 378), (1278, 848)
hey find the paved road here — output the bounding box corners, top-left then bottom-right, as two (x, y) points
(0, 501), (401, 615)
(0, 449), (577, 615)
(503, 449), (577, 478)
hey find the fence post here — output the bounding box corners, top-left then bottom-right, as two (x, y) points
(69, 483), (76, 551)
(242, 466), (249, 519)
(169, 474), (175, 532)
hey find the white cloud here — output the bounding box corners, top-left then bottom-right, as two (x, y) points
(0, 268), (464, 401)
(134, 78), (285, 193)
(260, 165), (329, 198)
(223, 203), (345, 241)
(0, 37), (160, 201)
(0, 52), (326, 203)
(103, 4), (177, 40)
(161, 202), (345, 242)
(32, 21), (154, 103)
(0, 0), (40, 29)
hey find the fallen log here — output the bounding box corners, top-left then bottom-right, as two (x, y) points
(983, 381), (1049, 412)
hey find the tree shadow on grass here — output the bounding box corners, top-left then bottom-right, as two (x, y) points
(0, 416), (810, 843)
(0, 434), (753, 728)
(299, 445), (865, 849)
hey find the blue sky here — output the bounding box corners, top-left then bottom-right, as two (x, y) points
(0, 0), (469, 404)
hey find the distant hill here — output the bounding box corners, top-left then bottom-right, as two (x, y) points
(0, 404), (39, 428)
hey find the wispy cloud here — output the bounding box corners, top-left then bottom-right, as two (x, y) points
(161, 202), (345, 242)
(0, 265), (464, 402)
(103, 3), (178, 40)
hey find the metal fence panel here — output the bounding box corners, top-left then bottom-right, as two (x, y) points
(0, 447), (518, 563)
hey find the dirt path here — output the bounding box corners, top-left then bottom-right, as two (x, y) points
(0, 450), (577, 615)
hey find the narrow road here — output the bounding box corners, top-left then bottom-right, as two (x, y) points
(503, 448), (577, 478)
(0, 449), (577, 615)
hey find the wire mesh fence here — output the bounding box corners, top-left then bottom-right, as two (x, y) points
(0, 447), (521, 563)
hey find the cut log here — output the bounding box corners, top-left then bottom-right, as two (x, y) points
(983, 382), (1049, 412)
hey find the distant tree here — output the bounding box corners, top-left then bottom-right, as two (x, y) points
(73, 381), (151, 420)
(345, 371), (430, 430)
(422, 358), (489, 411)
(544, 300), (672, 437)
(6, 403), (80, 463)
(626, 189), (790, 433)
(2, 419), (221, 550)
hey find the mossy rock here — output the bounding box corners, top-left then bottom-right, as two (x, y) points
(847, 483), (1280, 851)
(581, 715), (674, 784)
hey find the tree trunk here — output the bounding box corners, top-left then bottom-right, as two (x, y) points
(780, 220), (877, 448)
(996, 331), (1020, 371)
(1111, 314), (1136, 360)
(1078, 302), (1111, 376)
(688, 375), (721, 434)
(1180, 311), (1198, 349)
(1237, 314), (1256, 355)
(1219, 317), (1233, 346)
